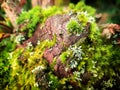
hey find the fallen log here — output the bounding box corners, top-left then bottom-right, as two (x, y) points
(19, 13), (91, 89)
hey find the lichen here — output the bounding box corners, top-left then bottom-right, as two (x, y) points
(66, 11), (96, 37)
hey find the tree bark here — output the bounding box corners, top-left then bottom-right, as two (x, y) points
(32, 0), (55, 8)
(1, 2), (17, 28)
(21, 14), (90, 78)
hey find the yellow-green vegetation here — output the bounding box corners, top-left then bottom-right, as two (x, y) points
(0, 38), (16, 90)
(16, 1), (96, 38)
(42, 6), (63, 22)
(17, 6), (63, 38)
(69, 1), (96, 16)
(60, 50), (71, 64)
(66, 11), (96, 36)
(17, 6), (43, 37)
(67, 1), (98, 40)
(58, 27), (120, 89)
(67, 19), (84, 35)
(8, 36), (56, 89)
(1, 1), (120, 90)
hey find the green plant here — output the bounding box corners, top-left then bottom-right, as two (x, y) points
(66, 10), (98, 40)
(47, 72), (60, 89)
(60, 51), (71, 64)
(42, 6), (63, 22)
(69, 1), (96, 16)
(17, 6), (43, 37)
(67, 19), (84, 35)
(7, 36), (56, 89)
(17, 6), (63, 38)
(0, 38), (16, 89)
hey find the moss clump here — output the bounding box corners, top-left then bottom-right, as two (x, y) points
(17, 6), (43, 37)
(42, 6), (63, 22)
(67, 11), (96, 36)
(8, 36), (56, 89)
(60, 51), (71, 64)
(17, 6), (63, 38)
(67, 19), (84, 35)
(69, 1), (96, 16)
(0, 38), (16, 89)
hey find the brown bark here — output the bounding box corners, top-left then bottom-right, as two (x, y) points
(102, 24), (120, 39)
(21, 14), (90, 78)
(1, 0), (27, 29)
(0, 22), (13, 33)
(32, 0), (54, 8)
(1, 2), (17, 28)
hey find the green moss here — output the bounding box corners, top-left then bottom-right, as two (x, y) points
(47, 72), (60, 89)
(67, 19), (83, 35)
(17, 6), (43, 37)
(8, 36), (56, 89)
(69, 1), (96, 16)
(60, 51), (71, 64)
(66, 10), (97, 37)
(42, 6), (63, 22)
(16, 1), (96, 38)
(17, 6), (63, 38)
(0, 38), (16, 89)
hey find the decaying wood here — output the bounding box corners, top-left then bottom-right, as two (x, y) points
(18, 14), (90, 88)
(32, 0), (55, 8)
(102, 24), (120, 39)
(21, 14), (90, 79)
(1, 0), (27, 29)
(1, 2), (17, 28)
(42, 14), (90, 77)
(1, 0), (91, 85)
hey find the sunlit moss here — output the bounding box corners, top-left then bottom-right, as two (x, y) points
(17, 6), (43, 37)
(69, 1), (96, 16)
(0, 38), (16, 89)
(17, 6), (63, 38)
(67, 19), (84, 35)
(8, 35), (56, 89)
(60, 51), (71, 64)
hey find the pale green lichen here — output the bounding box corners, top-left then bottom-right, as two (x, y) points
(14, 34), (25, 44)
(67, 11), (96, 36)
